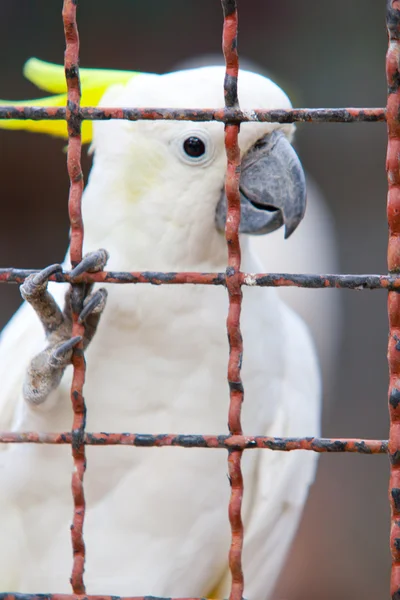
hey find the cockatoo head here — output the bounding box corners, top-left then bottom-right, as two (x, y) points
(0, 60), (306, 266)
(91, 67), (305, 247)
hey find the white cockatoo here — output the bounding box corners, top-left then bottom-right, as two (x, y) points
(0, 60), (321, 599)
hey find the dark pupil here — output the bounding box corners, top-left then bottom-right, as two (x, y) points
(183, 136), (206, 158)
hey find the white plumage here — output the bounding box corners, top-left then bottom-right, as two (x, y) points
(0, 67), (320, 598)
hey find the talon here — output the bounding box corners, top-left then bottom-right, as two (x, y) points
(49, 336), (82, 368)
(70, 249), (109, 279)
(32, 264), (63, 286)
(78, 289), (108, 323)
(21, 264), (63, 300)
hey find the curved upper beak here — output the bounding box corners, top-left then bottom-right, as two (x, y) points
(215, 129), (306, 239)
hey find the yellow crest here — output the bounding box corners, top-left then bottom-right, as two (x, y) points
(0, 58), (140, 144)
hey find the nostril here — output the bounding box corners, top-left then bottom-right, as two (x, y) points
(248, 199), (279, 213)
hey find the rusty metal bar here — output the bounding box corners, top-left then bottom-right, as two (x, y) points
(0, 595), (208, 600)
(2, 269), (400, 289)
(0, 106), (386, 123)
(0, 596), (207, 600)
(221, 3), (245, 600)
(0, 269), (226, 286)
(387, 3), (400, 599)
(0, 431), (388, 453)
(62, 0), (87, 594)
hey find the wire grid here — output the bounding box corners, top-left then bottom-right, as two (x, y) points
(0, 0), (397, 598)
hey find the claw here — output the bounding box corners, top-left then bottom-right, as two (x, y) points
(48, 335), (82, 368)
(70, 249), (109, 279)
(78, 288), (108, 323)
(32, 264), (63, 286)
(21, 264), (63, 300)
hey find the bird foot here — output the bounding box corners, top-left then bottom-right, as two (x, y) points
(21, 250), (109, 406)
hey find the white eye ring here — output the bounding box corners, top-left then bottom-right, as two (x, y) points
(173, 129), (215, 167)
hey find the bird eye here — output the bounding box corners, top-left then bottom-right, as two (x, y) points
(183, 136), (206, 158)
(174, 130), (214, 166)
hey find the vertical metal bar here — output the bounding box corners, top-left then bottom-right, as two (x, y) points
(62, 0), (86, 594)
(387, 2), (400, 599)
(221, 2), (244, 600)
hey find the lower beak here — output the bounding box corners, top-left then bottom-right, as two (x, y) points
(215, 130), (307, 239)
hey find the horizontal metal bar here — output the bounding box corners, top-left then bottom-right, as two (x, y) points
(0, 106), (386, 123)
(241, 273), (400, 290)
(0, 431), (388, 453)
(0, 596), (209, 600)
(1, 269), (400, 290)
(0, 269), (226, 286)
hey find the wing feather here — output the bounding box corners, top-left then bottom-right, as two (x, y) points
(213, 305), (321, 600)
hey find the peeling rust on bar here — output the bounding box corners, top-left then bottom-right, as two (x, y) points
(0, 595), (210, 600)
(0, 269), (227, 286)
(0, 106), (66, 120)
(0, 431), (388, 453)
(387, 3), (400, 598)
(83, 107), (386, 123)
(2, 269), (400, 290)
(0, 106), (386, 123)
(62, 0), (86, 594)
(221, 3), (245, 600)
(247, 273), (400, 290)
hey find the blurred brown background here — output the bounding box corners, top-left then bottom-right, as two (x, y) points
(0, 1), (390, 599)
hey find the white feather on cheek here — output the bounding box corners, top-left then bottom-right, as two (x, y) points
(122, 136), (166, 203)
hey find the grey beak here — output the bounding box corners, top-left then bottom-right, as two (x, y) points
(215, 130), (306, 239)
